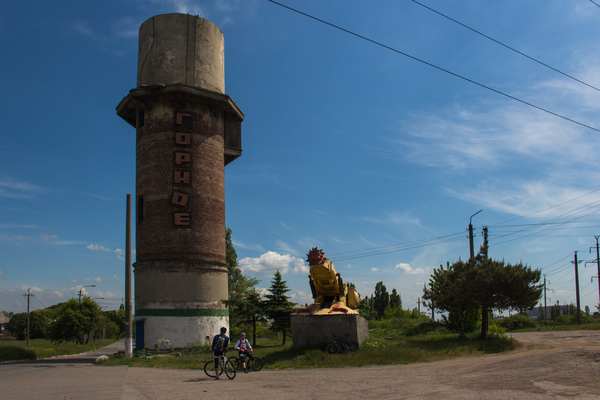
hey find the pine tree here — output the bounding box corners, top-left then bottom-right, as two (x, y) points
(264, 270), (296, 344)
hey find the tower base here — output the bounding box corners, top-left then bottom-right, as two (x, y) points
(135, 315), (228, 349)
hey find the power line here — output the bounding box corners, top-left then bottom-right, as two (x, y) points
(590, 0), (600, 9)
(489, 199), (600, 245)
(266, 0), (600, 133)
(238, 231), (466, 272)
(411, 0), (600, 93)
(487, 188), (600, 228)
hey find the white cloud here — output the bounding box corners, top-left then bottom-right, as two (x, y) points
(275, 240), (299, 256)
(111, 17), (139, 39)
(87, 244), (112, 252)
(94, 277), (102, 283)
(0, 270), (3, 277)
(363, 210), (423, 229)
(151, 0), (206, 16)
(239, 251), (308, 276)
(87, 244), (126, 260)
(371, 267), (378, 272)
(383, 48), (600, 222)
(40, 234), (58, 241)
(114, 248), (125, 261)
(395, 263), (424, 275)
(290, 290), (312, 306)
(73, 21), (95, 37)
(0, 177), (42, 199)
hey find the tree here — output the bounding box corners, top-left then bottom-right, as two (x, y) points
(49, 298), (101, 344)
(264, 270), (296, 344)
(422, 260), (476, 338)
(373, 281), (390, 320)
(237, 289), (267, 346)
(471, 238), (542, 339)
(358, 296), (372, 319)
(551, 303), (561, 319)
(390, 288), (402, 309)
(225, 228), (260, 328)
(423, 242), (542, 339)
(5, 310), (52, 340)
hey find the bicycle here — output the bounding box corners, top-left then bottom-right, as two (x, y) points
(326, 333), (358, 355)
(204, 349), (237, 380)
(228, 352), (264, 372)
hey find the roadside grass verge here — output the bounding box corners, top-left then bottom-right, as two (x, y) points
(0, 339), (118, 362)
(100, 333), (519, 370)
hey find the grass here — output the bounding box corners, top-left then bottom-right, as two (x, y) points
(99, 331), (519, 370)
(0, 338), (118, 362)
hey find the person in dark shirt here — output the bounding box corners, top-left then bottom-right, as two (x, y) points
(211, 326), (229, 379)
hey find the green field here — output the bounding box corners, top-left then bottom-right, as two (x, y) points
(99, 330), (519, 370)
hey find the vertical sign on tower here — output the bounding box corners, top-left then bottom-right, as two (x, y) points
(173, 112), (192, 226)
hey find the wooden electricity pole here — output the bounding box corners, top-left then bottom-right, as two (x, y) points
(23, 288), (33, 347)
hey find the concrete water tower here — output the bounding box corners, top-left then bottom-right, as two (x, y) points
(116, 13), (243, 348)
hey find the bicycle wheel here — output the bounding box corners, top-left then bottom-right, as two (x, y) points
(223, 360), (237, 380)
(348, 341), (358, 352)
(249, 356), (263, 372)
(204, 360), (220, 378)
(326, 343), (339, 355)
(228, 356), (240, 371)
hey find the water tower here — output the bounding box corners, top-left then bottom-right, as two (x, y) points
(116, 13), (243, 348)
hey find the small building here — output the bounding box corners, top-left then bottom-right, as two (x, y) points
(0, 314), (10, 339)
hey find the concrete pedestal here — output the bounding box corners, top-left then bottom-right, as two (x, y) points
(290, 314), (369, 349)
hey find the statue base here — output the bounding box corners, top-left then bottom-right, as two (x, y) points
(290, 313), (369, 349)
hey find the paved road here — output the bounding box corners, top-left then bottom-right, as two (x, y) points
(2, 331), (600, 399)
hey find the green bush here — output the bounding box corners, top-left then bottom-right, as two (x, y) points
(498, 314), (538, 330)
(404, 321), (445, 336)
(488, 324), (506, 338)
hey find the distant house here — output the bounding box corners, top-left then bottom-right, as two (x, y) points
(0, 314), (9, 339)
(527, 304), (578, 320)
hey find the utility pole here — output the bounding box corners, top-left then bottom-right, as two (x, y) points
(468, 210), (483, 260)
(543, 275), (547, 320)
(125, 194), (133, 358)
(542, 275), (553, 320)
(572, 251), (582, 325)
(594, 236), (600, 305)
(417, 297), (421, 313)
(23, 288), (33, 347)
(78, 285), (96, 302)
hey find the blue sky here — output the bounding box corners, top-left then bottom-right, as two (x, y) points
(2, 0), (600, 317)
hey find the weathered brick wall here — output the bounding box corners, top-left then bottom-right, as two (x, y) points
(136, 95), (226, 265)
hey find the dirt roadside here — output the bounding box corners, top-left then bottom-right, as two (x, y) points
(120, 330), (600, 400)
(2, 331), (600, 399)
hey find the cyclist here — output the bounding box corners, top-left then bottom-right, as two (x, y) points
(211, 327), (229, 379)
(234, 332), (254, 373)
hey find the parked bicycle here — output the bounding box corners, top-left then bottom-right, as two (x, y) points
(228, 354), (264, 372)
(204, 349), (237, 380)
(326, 333), (358, 355)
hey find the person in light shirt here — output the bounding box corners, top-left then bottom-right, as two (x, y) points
(234, 332), (254, 373)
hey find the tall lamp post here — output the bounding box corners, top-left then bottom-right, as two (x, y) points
(469, 210), (483, 259)
(78, 285), (96, 302)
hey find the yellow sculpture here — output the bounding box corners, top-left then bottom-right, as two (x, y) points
(295, 248), (359, 315)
